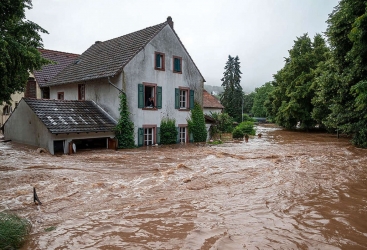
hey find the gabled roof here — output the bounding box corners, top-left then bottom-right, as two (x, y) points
(34, 49), (79, 87)
(48, 17), (205, 86)
(23, 98), (117, 134)
(203, 90), (224, 109)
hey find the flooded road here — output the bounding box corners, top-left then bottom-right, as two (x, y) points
(1, 124), (367, 249)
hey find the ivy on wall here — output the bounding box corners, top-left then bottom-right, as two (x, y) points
(115, 93), (135, 148)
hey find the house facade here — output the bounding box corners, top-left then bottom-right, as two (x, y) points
(46, 17), (205, 146)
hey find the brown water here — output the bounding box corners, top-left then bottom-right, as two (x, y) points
(1, 124), (367, 249)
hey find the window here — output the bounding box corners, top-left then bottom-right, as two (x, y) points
(57, 92), (64, 100)
(175, 88), (194, 110)
(78, 84), (85, 100)
(138, 83), (162, 109)
(138, 126), (160, 146)
(179, 126), (187, 143)
(42, 87), (50, 99)
(180, 89), (188, 109)
(173, 56), (182, 73)
(155, 52), (165, 71)
(144, 127), (154, 146)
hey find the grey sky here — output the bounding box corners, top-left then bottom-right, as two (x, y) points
(26, 0), (339, 93)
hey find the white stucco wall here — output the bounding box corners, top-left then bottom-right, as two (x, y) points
(4, 99), (50, 150)
(123, 25), (205, 145)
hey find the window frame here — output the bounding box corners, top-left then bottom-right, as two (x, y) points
(178, 87), (190, 110)
(57, 92), (64, 100)
(155, 52), (165, 71)
(142, 82), (157, 110)
(143, 124), (157, 146)
(178, 125), (188, 143)
(173, 56), (182, 73)
(78, 84), (85, 101)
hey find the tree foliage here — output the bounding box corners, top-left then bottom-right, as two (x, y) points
(243, 92), (255, 114)
(252, 82), (274, 117)
(159, 117), (177, 145)
(0, 212), (31, 249)
(115, 93), (135, 148)
(220, 55), (243, 122)
(208, 112), (234, 133)
(0, 0), (50, 104)
(187, 102), (207, 142)
(266, 34), (329, 129)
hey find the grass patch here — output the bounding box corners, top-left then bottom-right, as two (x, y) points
(0, 212), (31, 249)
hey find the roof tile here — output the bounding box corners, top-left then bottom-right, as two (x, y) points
(203, 90), (224, 109)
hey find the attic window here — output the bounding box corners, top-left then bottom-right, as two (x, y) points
(155, 52), (165, 71)
(173, 56), (182, 73)
(74, 59), (81, 65)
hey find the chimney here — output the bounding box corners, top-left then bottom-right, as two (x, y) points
(167, 16), (174, 29)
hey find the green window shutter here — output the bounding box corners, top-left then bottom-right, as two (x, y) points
(176, 127), (180, 143)
(138, 128), (144, 147)
(156, 127), (160, 144)
(175, 88), (179, 109)
(174, 58), (181, 72)
(189, 131), (194, 143)
(189, 90), (194, 110)
(138, 84), (144, 108)
(157, 86), (162, 109)
(156, 54), (161, 68)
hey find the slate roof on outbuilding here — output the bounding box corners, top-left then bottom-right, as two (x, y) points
(24, 98), (117, 134)
(34, 49), (79, 87)
(48, 17), (205, 86)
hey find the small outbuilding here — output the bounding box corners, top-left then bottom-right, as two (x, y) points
(3, 98), (117, 154)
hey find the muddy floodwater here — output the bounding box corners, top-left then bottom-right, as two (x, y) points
(1, 124), (367, 249)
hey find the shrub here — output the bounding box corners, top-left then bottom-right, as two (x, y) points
(187, 102), (207, 142)
(232, 127), (244, 139)
(237, 121), (256, 135)
(209, 112), (234, 133)
(160, 117), (178, 144)
(0, 212), (31, 249)
(242, 114), (256, 122)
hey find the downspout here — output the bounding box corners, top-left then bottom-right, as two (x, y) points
(108, 77), (125, 94)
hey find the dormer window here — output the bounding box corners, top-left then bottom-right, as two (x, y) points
(173, 56), (182, 73)
(155, 52), (165, 71)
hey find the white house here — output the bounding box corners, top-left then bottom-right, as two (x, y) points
(4, 17), (205, 152)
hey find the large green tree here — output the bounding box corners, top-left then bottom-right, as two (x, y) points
(314, 0), (367, 147)
(266, 34), (329, 129)
(220, 55), (243, 122)
(252, 82), (274, 117)
(0, 0), (50, 104)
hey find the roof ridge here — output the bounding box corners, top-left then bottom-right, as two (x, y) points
(101, 21), (167, 44)
(38, 48), (80, 57)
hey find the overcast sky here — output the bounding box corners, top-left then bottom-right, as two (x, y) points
(26, 0), (340, 93)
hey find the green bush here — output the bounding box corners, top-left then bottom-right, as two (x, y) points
(0, 212), (31, 249)
(232, 127), (244, 139)
(187, 102), (207, 142)
(237, 121), (256, 135)
(160, 117), (178, 144)
(209, 112), (234, 133)
(242, 114), (256, 122)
